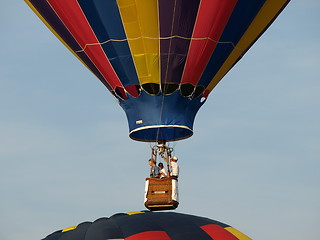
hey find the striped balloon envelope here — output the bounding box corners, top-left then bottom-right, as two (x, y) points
(25, 0), (290, 142)
(42, 211), (252, 240)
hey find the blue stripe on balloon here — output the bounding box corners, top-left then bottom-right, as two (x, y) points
(198, 0), (267, 87)
(78, 0), (139, 86)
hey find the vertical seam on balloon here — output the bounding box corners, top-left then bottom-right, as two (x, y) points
(109, 217), (125, 239)
(153, 0), (161, 87)
(74, 0), (124, 90)
(45, 0), (120, 91)
(116, 0), (144, 87)
(83, 222), (91, 240)
(155, 0), (161, 87)
(157, 0), (161, 89)
(134, 0), (152, 86)
(163, 0), (177, 86)
(196, 2), (215, 88)
(115, 0), (141, 88)
(156, 90), (166, 143)
(187, 1), (238, 89)
(182, 0), (211, 89)
(132, 0), (160, 88)
(179, 0), (203, 89)
(183, 0), (205, 88)
(156, 0), (175, 142)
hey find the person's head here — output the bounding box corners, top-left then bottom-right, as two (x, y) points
(171, 156), (178, 162)
(158, 162), (164, 169)
(148, 158), (156, 166)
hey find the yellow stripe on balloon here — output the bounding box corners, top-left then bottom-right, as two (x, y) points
(62, 226), (77, 232)
(126, 211), (145, 215)
(206, 0), (289, 92)
(225, 227), (252, 240)
(116, 0), (160, 84)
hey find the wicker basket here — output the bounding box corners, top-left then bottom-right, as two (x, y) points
(145, 177), (179, 211)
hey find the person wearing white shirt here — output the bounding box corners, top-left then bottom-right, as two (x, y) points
(170, 156), (179, 178)
(158, 162), (167, 178)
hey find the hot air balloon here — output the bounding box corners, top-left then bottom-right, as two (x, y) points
(42, 211), (252, 240)
(25, 0), (290, 142)
(25, 0), (291, 210)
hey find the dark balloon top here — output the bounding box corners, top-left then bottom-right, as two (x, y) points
(42, 211), (251, 240)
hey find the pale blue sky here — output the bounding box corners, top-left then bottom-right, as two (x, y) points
(1, 1), (319, 239)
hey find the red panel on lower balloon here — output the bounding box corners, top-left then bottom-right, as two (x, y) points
(126, 231), (171, 240)
(201, 224), (238, 240)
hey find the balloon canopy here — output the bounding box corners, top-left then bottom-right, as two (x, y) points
(26, 0), (290, 142)
(42, 211), (251, 240)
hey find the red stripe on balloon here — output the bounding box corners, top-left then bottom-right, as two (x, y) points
(46, 0), (123, 90)
(201, 224), (239, 240)
(181, 0), (237, 86)
(126, 231), (171, 240)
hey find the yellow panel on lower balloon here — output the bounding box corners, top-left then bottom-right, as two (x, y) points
(62, 226), (77, 232)
(126, 211), (144, 215)
(225, 227), (252, 240)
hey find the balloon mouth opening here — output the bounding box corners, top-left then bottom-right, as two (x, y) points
(129, 125), (193, 142)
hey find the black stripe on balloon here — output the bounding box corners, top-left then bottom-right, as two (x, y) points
(158, 0), (200, 85)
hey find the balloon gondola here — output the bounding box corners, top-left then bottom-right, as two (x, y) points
(145, 177), (179, 211)
(25, 0), (291, 211)
(145, 143), (179, 211)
